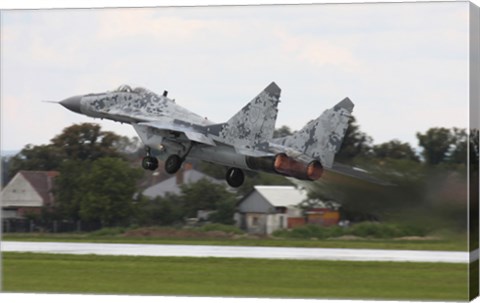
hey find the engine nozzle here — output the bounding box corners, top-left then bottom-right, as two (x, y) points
(273, 153), (323, 180)
(246, 153), (323, 181)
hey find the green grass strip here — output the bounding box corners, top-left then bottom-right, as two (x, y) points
(2, 252), (468, 300)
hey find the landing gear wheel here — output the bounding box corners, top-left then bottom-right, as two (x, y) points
(165, 155), (183, 174)
(142, 156), (158, 171)
(226, 167), (244, 188)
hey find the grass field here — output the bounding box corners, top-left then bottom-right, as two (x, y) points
(2, 233), (468, 251)
(2, 252), (468, 300)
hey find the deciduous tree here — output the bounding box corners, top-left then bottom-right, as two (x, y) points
(55, 158), (142, 227)
(373, 140), (419, 162)
(179, 178), (236, 219)
(273, 125), (293, 138)
(336, 116), (373, 162)
(50, 123), (122, 161)
(8, 123), (134, 179)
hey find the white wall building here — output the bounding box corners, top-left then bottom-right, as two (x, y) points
(1, 171), (58, 219)
(235, 186), (306, 235)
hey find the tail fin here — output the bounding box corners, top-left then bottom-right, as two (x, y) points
(214, 82), (281, 152)
(275, 97), (354, 168)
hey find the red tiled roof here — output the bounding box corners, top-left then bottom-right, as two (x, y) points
(19, 171), (59, 206)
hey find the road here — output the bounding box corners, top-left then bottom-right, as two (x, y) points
(2, 241), (475, 263)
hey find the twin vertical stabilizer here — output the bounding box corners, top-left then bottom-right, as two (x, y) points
(273, 97), (354, 168)
(212, 82), (281, 153)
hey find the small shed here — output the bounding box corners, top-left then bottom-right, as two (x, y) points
(235, 186), (306, 235)
(300, 199), (341, 227)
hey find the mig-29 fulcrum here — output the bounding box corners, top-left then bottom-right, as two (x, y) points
(57, 82), (354, 187)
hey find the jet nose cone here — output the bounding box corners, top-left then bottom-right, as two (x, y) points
(60, 96), (82, 114)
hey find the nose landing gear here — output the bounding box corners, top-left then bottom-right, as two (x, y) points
(142, 156), (158, 171)
(142, 147), (158, 171)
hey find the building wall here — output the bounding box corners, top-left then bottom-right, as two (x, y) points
(266, 213), (287, 235)
(306, 209), (340, 227)
(286, 207), (302, 217)
(245, 213), (267, 234)
(237, 212), (290, 235)
(288, 217), (306, 229)
(237, 188), (307, 234)
(1, 174), (43, 208)
(1, 209), (18, 219)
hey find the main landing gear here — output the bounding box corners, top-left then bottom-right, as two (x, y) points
(165, 154), (182, 174)
(226, 167), (244, 188)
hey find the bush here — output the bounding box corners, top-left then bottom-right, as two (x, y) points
(291, 225), (326, 239)
(347, 222), (427, 238)
(272, 224), (342, 240)
(197, 223), (245, 235)
(349, 222), (399, 238)
(89, 227), (126, 237)
(271, 229), (291, 238)
(397, 225), (428, 237)
(272, 222), (428, 240)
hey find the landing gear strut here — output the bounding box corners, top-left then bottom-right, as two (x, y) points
(163, 141), (194, 174)
(141, 147), (158, 171)
(226, 167), (244, 187)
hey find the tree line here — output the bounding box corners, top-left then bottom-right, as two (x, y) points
(2, 123), (238, 229)
(1, 119), (477, 231)
(301, 117), (478, 232)
(275, 117), (473, 166)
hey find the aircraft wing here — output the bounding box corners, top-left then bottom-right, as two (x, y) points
(137, 121), (216, 146)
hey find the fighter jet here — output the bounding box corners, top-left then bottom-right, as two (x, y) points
(59, 82), (354, 187)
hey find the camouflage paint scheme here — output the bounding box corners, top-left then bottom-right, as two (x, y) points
(79, 83), (280, 154)
(59, 82), (354, 184)
(271, 98), (353, 168)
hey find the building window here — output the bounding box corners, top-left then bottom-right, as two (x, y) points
(252, 216), (259, 226)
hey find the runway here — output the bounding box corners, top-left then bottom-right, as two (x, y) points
(1, 241), (474, 263)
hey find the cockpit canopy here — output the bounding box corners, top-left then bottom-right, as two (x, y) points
(114, 85), (152, 95)
(114, 85), (133, 93)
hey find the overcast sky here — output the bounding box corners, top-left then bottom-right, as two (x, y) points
(0, 1), (470, 153)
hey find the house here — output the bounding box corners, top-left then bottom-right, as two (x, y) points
(1, 171), (59, 219)
(235, 186), (307, 235)
(142, 163), (225, 198)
